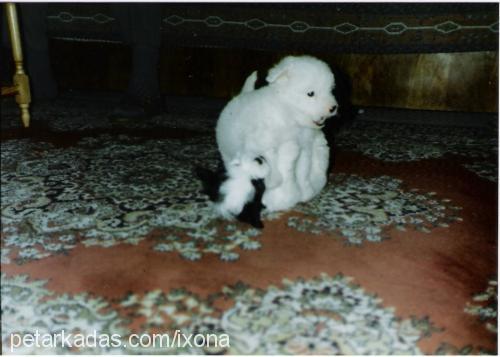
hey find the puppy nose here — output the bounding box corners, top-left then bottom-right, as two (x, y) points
(329, 105), (338, 113)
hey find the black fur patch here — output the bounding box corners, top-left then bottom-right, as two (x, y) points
(195, 164), (226, 202)
(254, 69), (269, 89)
(236, 178), (266, 229)
(323, 66), (357, 173)
(195, 161), (267, 229)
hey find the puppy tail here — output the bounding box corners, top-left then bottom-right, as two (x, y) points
(240, 70), (258, 94)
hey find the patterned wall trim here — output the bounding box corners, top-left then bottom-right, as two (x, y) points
(45, 4), (499, 54)
(162, 15), (498, 35)
(47, 12), (114, 25)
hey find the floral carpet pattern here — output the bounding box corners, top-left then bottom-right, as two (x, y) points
(336, 120), (497, 163)
(2, 272), (436, 354)
(288, 174), (461, 244)
(1, 135), (270, 263)
(465, 279), (498, 334)
(1, 95), (497, 354)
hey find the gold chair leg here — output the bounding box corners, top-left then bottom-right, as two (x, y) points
(5, 3), (31, 128)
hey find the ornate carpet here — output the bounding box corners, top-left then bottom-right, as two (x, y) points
(1, 94), (497, 354)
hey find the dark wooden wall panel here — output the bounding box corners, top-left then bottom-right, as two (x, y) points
(50, 41), (498, 112)
(332, 52), (498, 112)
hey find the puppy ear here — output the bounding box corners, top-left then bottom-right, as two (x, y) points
(230, 158), (241, 167)
(241, 70), (258, 93)
(266, 64), (290, 84)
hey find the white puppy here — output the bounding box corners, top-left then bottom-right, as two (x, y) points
(216, 55), (337, 213)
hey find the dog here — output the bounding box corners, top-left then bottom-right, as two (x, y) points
(196, 155), (269, 228)
(246, 64), (356, 174)
(216, 55), (338, 214)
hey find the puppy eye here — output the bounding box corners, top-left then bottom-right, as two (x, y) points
(307, 91), (315, 97)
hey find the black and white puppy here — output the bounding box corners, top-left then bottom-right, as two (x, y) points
(195, 155), (269, 228)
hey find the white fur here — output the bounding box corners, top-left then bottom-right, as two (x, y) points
(216, 154), (269, 219)
(216, 55), (337, 213)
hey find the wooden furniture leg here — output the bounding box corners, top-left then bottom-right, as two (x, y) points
(1, 3), (31, 128)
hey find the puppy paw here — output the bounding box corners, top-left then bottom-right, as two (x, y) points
(309, 173), (327, 196)
(300, 184), (316, 202)
(263, 186), (300, 212)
